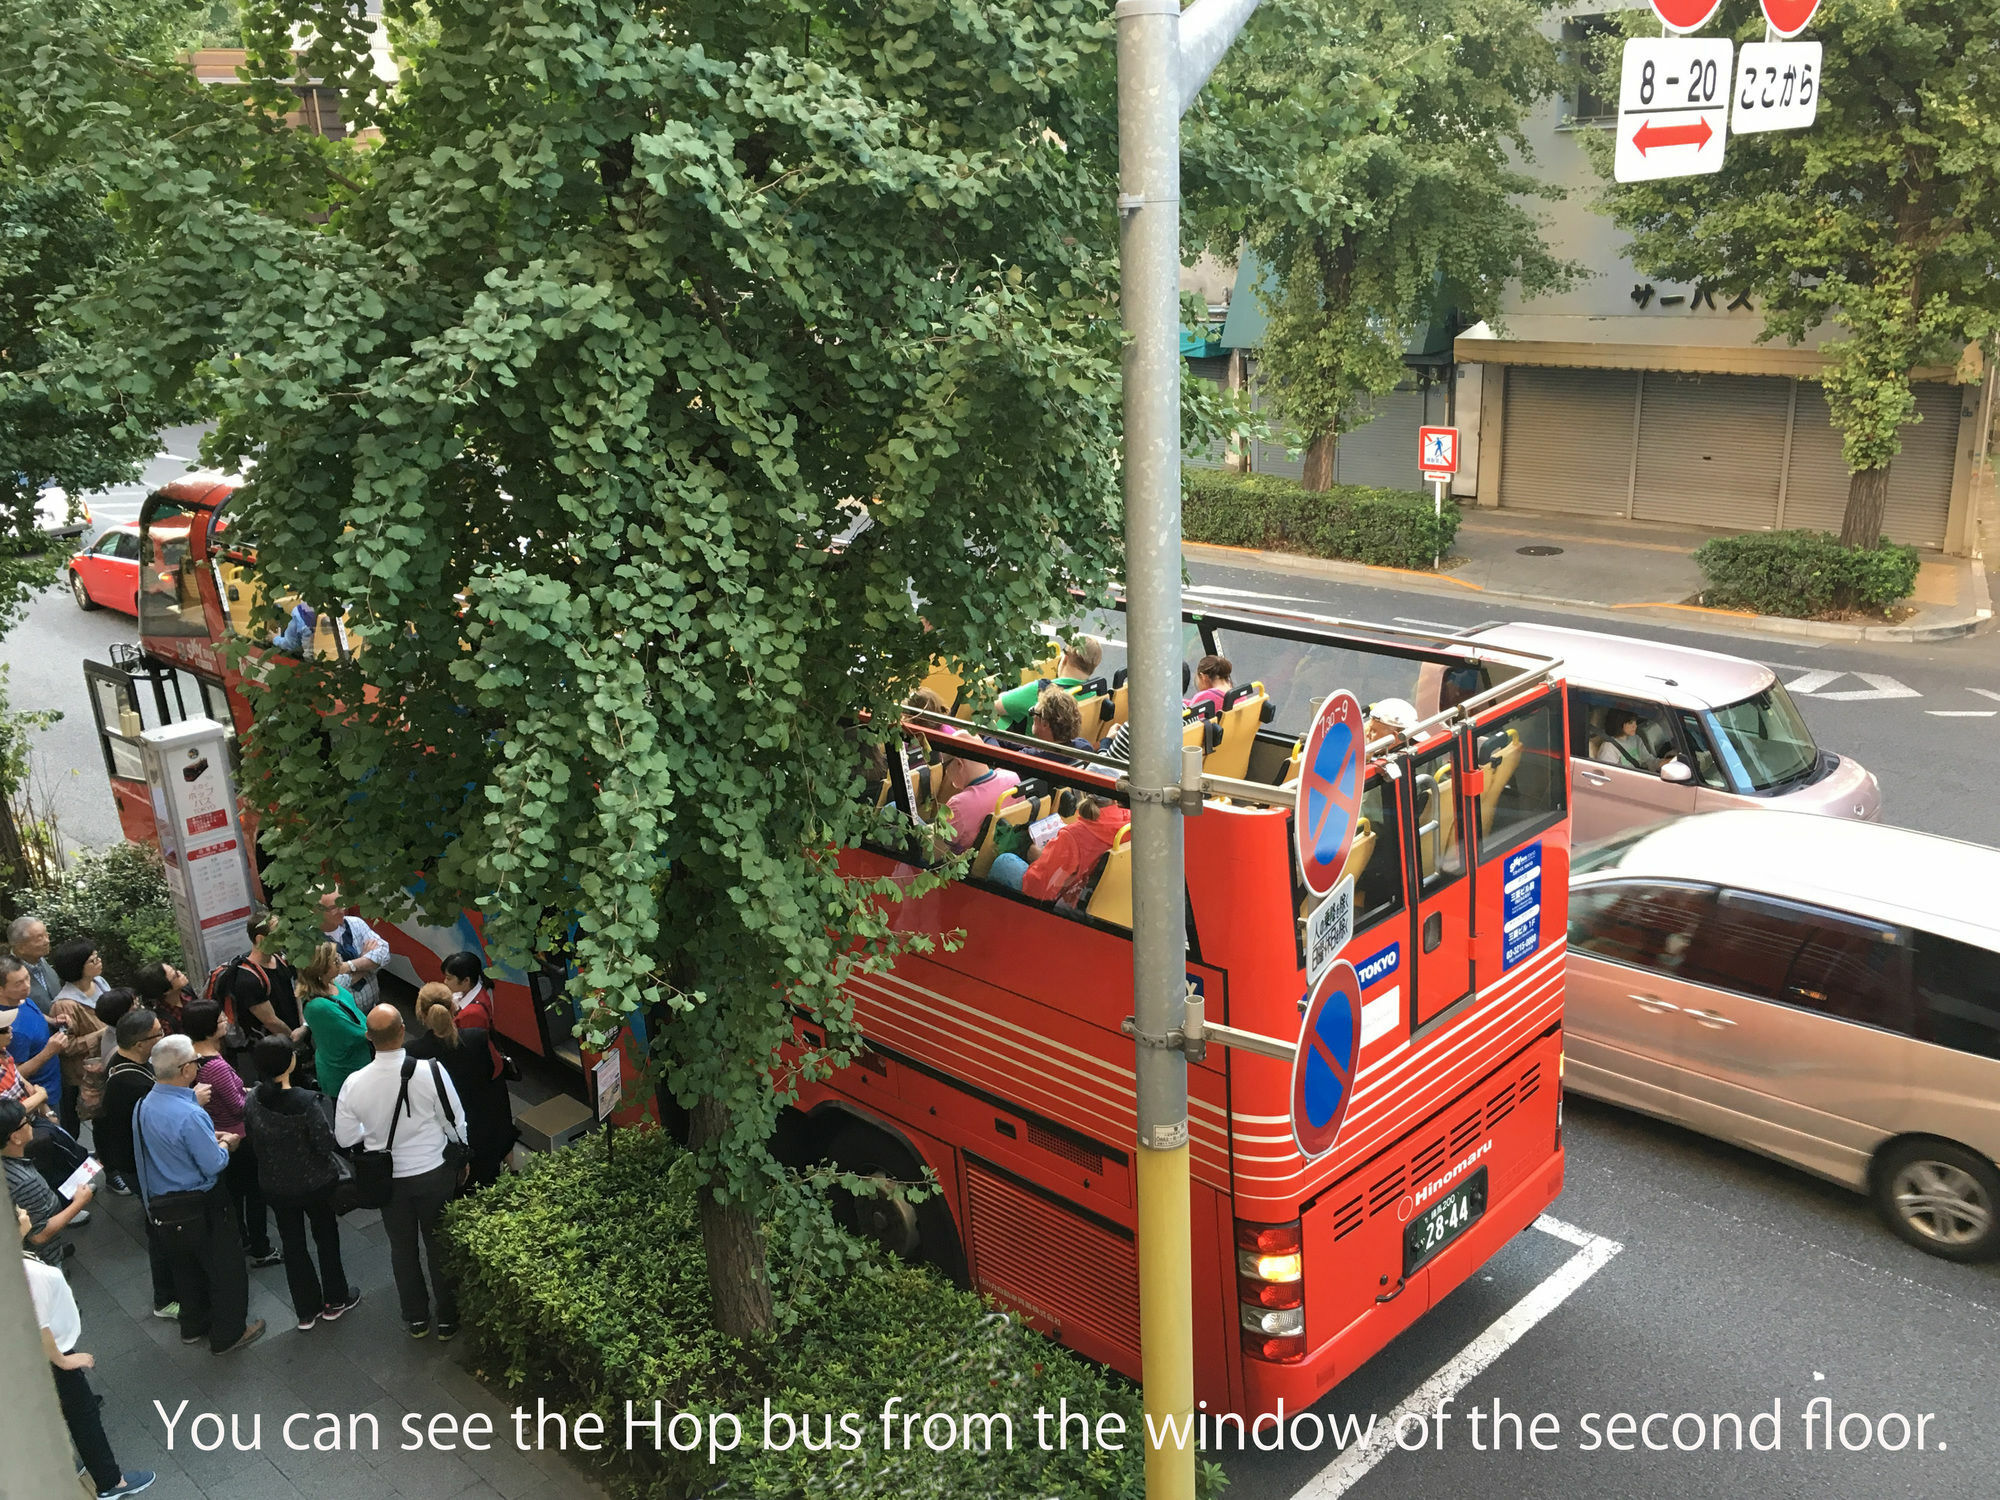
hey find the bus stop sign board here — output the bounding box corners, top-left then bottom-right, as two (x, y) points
(1292, 959), (1363, 1159)
(1296, 689), (1365, 898)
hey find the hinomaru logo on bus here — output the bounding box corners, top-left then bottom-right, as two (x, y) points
(1399, 1138), (1493, 1222)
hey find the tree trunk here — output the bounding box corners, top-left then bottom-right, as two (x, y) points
(1838, 466), (1891, 549)
(1301, 431), (1335, 491)
(688, 1092), (775, 1340)
(0, 795), (32, 902)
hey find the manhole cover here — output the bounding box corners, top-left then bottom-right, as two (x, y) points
(1516, 544), (1564, 556)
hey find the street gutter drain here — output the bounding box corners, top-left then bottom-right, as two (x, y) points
(1516, 545), (1564, 556)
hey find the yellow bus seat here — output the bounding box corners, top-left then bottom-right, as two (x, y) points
(1205, 682), (1271, 780)
(969, 791), (1053, 881)
(919, 658), (965, 716)
(1480, 730), (1525, 836)
(1418, 764), (1458, 878)
(1086, 826), (1134, 929)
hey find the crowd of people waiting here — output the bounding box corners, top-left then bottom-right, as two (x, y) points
(4, 902), (520, 1498)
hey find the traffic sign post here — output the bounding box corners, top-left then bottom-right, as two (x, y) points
(1294, 690), (1366, 899)
(1616, 38), (1732, 183)
(1731, 41), (1821, 134)
(1417, 427), (1457, 571)
(1290, 960), (1363, 1160)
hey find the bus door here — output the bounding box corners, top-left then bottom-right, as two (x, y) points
(1406, 730), (1473, 1026)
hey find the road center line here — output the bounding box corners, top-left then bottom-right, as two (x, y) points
(1290, 1215), (1623, 1500)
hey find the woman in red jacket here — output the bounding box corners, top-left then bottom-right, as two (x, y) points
(438, 953), (506, 1081)
(988, 796), (1132, 910)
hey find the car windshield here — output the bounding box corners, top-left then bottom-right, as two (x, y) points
(1701, 684), (1819, 792)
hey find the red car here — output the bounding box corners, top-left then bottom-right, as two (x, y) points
(68, 524), (143, 615)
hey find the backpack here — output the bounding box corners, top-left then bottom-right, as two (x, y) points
(204, 955), (265, 1050)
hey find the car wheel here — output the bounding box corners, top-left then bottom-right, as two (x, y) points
(69, 570), (98, 611)
(820, 1119), (967, 1286)
(1873, 1139), (2000, 1262)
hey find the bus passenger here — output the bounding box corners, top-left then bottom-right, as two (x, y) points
(1030, 688), (1096, 760)
(1184, 655), (1234, 715)
(989, 796), (1132, 907)
(937, 753), (1021, 855)
(992, 636), (1103, 731)
(271, 603), (317, 655)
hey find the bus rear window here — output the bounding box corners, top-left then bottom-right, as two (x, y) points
(1474, 694), (1566, 858)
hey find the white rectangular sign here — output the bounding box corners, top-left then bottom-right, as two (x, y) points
(594, 1051), (623, 1121)
(1732, 42), (1822, 134)
(142, 717), (257, 978)
(1615, 37), (1732, 183)
(1304, 874), (1355, 985)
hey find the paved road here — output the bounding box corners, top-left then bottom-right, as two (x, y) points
(1155, 555), (2000, 1500)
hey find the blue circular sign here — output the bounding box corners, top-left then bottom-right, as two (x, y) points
(1296, 690), (1365, 898)
(1291, 959), (1363, 1160)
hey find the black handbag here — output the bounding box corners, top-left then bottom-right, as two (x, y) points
(346, 1062), (408, 1211)
(132, 1109), (212, 1246)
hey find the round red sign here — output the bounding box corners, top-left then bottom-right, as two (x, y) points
(1290, 960), (1363, 1161)
(1649, 0), (1721, 31)
(1760, 0), (1820, 38)
(1294, 690), (1366, 899)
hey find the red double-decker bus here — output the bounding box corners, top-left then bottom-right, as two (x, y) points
(788, 602), (1570, 1416)
(79, 477), (610, 1073)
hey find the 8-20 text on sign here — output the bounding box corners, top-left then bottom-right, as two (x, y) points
(1615, 38), (1733, 184)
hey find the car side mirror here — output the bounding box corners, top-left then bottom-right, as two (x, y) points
(1659, 759), (1694, 785)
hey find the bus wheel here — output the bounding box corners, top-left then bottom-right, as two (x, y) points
(69, 571), (97, 611)
(821, 1120), (967, 1286)
(1874, 1138), (2000, 1262)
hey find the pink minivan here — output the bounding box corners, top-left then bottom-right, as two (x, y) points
(1468, 622), (1881, 846)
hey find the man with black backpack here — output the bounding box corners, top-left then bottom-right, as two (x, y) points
(333, 1004), (467, 1339)
(209, 911), (303, 1048)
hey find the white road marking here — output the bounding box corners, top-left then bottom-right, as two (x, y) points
(1927, 711), (1996, 718)
(1290, 1216), (1623, 1499)
(1187, 585), (1314, 604)
(1971, 688), (2000, 704)
(1392, 617), (1464, 632)
(1787, 670), (1920, 702)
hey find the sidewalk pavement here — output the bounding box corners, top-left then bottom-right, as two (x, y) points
(1190, 507), (1994, 645)
(50, 1173), (607, 1500)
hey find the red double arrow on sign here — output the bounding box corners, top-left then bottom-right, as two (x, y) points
(1632, 115), (1715, 154)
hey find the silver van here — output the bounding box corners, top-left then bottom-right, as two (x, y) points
(1468, 622), (1880, 846)
(1566, 810), (2000, 1261)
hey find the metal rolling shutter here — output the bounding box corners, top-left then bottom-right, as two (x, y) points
(1782, 382), (1959, 547)
(1630, 372), (1786, 529)
(1185, 355), (1230, 469)
(1500, 367), (1637, 516)
(1333, 386), (1429, 490)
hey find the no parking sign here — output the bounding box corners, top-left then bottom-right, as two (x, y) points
(1291, 959), (1363, 1160)
(1295, 689), (1366, 899)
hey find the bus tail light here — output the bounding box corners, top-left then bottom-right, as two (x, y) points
(1235, 1218), (1306, 1363)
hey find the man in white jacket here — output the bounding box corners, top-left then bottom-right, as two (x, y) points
(334, 1004), (466, 1339)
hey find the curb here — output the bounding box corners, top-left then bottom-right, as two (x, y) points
(1183, 543), (1995, 645)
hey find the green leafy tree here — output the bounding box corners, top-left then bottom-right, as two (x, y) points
(4, 0), (1125, 1336)
(1188, 0), (1575, 490)
(1595, 0), (2000, 546)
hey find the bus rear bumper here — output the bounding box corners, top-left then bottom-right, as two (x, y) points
(1241, 1141), (1565, 1419)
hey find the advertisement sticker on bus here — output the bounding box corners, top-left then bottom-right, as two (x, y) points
(1296, 689), (1366, 898)
(1291, 959), (1363, 1160)
(1501, 841), (1543, 971)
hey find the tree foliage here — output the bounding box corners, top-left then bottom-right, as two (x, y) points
(1593, 0), (2000, 546)
(3, 0), (1126, 1334)
(1188, 0), (1574, 488)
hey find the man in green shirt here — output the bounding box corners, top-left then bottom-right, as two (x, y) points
(993, 636), (1103, 732)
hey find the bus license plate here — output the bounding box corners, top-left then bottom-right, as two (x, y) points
(1405, 1168), (1487, 1273)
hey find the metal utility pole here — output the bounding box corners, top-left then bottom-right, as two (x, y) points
(1116, 0), (1262, 1494)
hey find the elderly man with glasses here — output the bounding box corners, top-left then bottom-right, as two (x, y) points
(132, 1034), (264, 1355)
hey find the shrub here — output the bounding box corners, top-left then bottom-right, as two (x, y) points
(6, 841), (185, 983)
(445, 1130), (1226, 1500)
(1692, 530), (1921, 618)
(1183, 468), (1458, 570)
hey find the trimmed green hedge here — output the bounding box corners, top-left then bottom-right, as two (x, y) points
(1183, 468), (1459, 570)
(444, 1130), (1225, 1499)
(1693, 530), (1920, 619)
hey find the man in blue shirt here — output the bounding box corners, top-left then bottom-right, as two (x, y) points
(133, 1035), (263, 1355)
(1, 957), (63, 1116)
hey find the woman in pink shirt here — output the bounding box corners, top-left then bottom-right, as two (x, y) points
(183, 1001), (280, 1266)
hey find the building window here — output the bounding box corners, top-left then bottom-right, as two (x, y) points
(1561, 16), (1619, 128)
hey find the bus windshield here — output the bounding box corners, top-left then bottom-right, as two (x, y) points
(1702, 684), (1818, 793)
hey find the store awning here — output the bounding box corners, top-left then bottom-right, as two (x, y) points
(1453, 315), (1959, 382)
